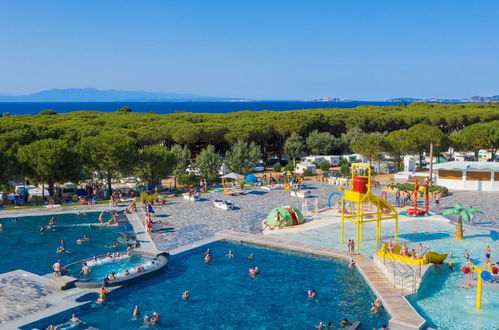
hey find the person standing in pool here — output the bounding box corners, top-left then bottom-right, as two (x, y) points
(80, 263), (91, 276)
(226, 250), (234, 258)
(182, 291), (190, 300)
(485, 245), (492, 264)
(465, 249), (471, 260)
(52, 260), (61, 276)
(133, 305), (140, 320)
(98, 212), (104, 224)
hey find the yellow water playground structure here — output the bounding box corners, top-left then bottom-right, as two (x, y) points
(340, 164), (398, 249)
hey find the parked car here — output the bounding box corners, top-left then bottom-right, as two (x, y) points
(252, 162), (266, 172)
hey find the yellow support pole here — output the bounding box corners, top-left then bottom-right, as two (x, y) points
(476, 271), (483, 309)
(340, 198), (345, 244)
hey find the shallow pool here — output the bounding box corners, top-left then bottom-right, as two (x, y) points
(30, 241), (389, 329)
(66, 254), (157, 282)
(272, 214), (499, 329)
(0, 212), (123, 275)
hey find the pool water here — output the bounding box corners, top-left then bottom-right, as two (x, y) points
(66, 254), (157, 282)
(31, 241), (389, 329)
(0, 212), (123, 275)
(271, 213), (499, 329)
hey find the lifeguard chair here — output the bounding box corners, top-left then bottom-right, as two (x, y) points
(340, 164), (398, 249)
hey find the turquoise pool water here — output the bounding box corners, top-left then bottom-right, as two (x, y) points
(0, 212), (123, 275)
(272, 214), (499, 329)
(30, 241), (389, 329)
(66, 254), (157, 282)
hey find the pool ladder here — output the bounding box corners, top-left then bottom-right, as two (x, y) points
(382, 253), (422, 293)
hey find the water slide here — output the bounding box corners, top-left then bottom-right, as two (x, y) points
(286, 207), (299, 226)
(369, 195), (396, 214)
(427, 251), (448, 264)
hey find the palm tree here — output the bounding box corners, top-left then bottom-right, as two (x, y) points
(443, 203), (483, 240)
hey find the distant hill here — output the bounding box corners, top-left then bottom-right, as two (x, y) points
(386, 95), (499, 103)
(0, 88), (242, 102)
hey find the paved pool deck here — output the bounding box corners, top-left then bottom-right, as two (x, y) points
(0, 270), (88, 329)
(126, 208), (164, 256)
(216, 230), (427, 330)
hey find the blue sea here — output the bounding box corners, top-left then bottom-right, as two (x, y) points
(0, 101), (395, 115)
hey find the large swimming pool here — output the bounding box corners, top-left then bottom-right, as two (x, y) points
(0, 212), (123, 275)
(28, 241), (389, 329)
(270, 214), (499, 330)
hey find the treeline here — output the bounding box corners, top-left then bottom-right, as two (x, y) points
(0, 103), (498, 195)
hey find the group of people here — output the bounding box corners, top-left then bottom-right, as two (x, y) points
(347, 239), (356, 255)
(132, 305), (160, 327)
(315, 318), (353, 329)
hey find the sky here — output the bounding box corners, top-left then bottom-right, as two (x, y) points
(1, 1), (499, 100)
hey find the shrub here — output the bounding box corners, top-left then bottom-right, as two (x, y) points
(283, 162), (294, 171)
(319, 160), (330, 172)
(387, 183), (448, 196)
(177, 173), (199, 186)
(39, 110), (57, 115)
(303, 169), (313, 176)
(273, 163), (282, 172)
(340, 159), (350, 176)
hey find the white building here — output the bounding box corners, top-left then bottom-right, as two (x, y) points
(301, 154), (367, 166)
(295, 162), (317, 175)
(433, 161), (499, 191)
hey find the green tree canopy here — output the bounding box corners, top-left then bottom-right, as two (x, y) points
(79, 132), (138, 195)
(224, 140), (261, 174)
(284, 132), (305, 165)
(17, 139), (81, 197)
(136, 145), (176, 185)
(171, 144), (192, 187)
(406, 124), (446, 168)
(195, 144), (222, 183)
(386, 130), (411, 170)
(306, 130), (339, 155)
(117, 106), (132, 113)
(352, 133), (388, 168)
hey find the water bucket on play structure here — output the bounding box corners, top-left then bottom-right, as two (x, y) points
(352, 176), (368, 193)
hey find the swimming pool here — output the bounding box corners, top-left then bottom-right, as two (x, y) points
(27, 241), (389, 329)
(0, 212), (123, 275)
(269, 214), (499, 329)
(65, 254), (159, 282)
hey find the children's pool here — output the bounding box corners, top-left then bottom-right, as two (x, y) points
(270, 213), (499, 329)
(28, 241), (389, 330)
(65, 254), (158, 282)
(0, 212), (123, 275)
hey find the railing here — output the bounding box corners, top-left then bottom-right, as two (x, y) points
(378, 239), (424, 293)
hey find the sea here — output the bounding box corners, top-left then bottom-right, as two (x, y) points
(0, 101), (395, 115)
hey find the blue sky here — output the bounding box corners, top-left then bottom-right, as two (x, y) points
(1, 1), (498, 100)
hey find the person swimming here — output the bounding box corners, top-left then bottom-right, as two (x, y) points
(124, 269), (130, 276)
(70, 314), (80, 323)
(97, 287), (107, 304)
(348, 259), (356, 268)
(108, 272), (116, 281)
(248, 253), (254, 260)
(133, 305), (140, 320)
(226, 250), (234, 258)
(182, 291), (190, 300)
(151, 312), (160, 325)
(308, 289), (317, 299)
(52, 260), (61, 276)
(204, 254), (212, 263)
(339, 318), (351, 327)
(249, 266), (259, 276)
(98, 212), (104, 223)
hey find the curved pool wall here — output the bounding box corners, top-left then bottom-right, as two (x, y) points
(62, 251), (168, 289)
(21, 239), (390, 330)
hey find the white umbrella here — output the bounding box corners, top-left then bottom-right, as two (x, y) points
(220, 172), (245, 180)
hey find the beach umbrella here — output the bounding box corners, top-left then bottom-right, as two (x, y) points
(281, 171), (294, 176)
(220, 173), (245, 180)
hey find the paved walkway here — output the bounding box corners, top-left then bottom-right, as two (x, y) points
(216, 230), (426, 330)
(0, 270), (87, 329)
(126, 209), (163, 256)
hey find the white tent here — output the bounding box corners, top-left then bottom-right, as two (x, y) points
(220, 172), (245, 180)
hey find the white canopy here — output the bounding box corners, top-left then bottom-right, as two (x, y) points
(220, 172), (245, 180)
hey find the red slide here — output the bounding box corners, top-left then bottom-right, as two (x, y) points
(286, 207), (299, 226)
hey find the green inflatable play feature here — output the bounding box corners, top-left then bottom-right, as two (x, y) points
(266, 206), (304, 227)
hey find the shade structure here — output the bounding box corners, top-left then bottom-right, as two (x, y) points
(245, 174), (258, 183)
(220, 172), (245, 180)
(266, 206), (304, 227)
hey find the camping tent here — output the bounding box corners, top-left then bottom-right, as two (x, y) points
(266, 206), (304, 227)
(245, 174), (258, 183)
(221, 173), (245, 180)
